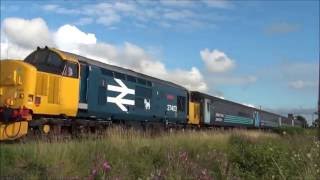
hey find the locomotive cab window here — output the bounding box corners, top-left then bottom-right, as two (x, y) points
(62, 61), (79, 78)
(25, 49), (48, 65)
(25, 49), (79, 78)
(25, 49), (64, 75)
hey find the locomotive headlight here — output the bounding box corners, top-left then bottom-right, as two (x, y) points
(28, 95), (34, 102)
(5, 98), (14, 106)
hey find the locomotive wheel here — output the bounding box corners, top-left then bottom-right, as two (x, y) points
(42, 124), (50, 134)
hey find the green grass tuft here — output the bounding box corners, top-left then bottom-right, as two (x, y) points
(0, 128), (319, 179)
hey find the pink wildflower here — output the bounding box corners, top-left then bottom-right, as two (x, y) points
(102, 161), (111, 173)
(179, 151), (188, 161)
(91, 168), (98, 176)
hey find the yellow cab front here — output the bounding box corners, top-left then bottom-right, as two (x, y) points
(0, 47), (80, 140)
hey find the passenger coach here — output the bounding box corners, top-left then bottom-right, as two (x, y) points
(188, 91), (298, 129)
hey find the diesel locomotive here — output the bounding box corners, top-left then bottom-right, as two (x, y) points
(0, 47), (303, 140)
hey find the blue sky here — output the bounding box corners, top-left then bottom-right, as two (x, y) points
(1, 0), (319, 123)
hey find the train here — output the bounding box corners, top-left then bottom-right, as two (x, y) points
(0, 47), (304, 140)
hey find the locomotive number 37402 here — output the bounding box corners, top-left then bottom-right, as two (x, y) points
(167, 104), (177, 112)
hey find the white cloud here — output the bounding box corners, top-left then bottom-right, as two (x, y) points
(0, 42), (33, 60)
(288, 80), (316, 89)
(74, 17), (93, 26)
(78, 43), (118, 63)
(42, 4), (80, 15)
(200, 48), (235, 73)
(54, 24), (96, 52)
(281, 62), (316, 78)
(114, 2), (136, 12)
(202, 0), (233, 9)
(42, 4), (58, 11)
(166, 67), (208, 91)
(2, 17), (54, 49)
(160, 0), (195, 7)
(268, 62), (318, 91)
(96, 13), (121, 26)
(1, 17), (207, 92)
(40, 1), (232, 29)
(160, 0), (232, 9)
(207, 75), (257, 85)
(265, 22), (300, 35)
(163, 10), (195, 21)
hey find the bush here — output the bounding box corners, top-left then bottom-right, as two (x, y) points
(228, 134), (320, 179)
(0, 129), (318, 179)
(272, 126), (305, 136)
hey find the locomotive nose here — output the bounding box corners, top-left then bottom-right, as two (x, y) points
(0, 60), (36, 122)
(0, 60), (36, 140)
(0, 60), (37, 110)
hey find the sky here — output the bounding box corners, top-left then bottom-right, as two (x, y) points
(0, 0), (319, 124)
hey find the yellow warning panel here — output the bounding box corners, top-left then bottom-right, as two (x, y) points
(0, 121), (28, 141)
(188, 102), (200, 125)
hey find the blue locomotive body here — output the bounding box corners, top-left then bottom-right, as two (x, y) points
(74, 54), (188, 124)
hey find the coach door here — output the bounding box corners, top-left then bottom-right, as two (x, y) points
(203, 98), (211, 124)
(79, 63), (89, 109)
(254, 111), (260, 127)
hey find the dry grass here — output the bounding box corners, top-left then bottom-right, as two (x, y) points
(0, 128), (319, 179)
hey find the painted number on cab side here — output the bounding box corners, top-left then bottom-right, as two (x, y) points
(167, 105), (177, 112)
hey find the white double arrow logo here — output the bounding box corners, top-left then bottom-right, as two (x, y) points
(107, 78), (135, 112)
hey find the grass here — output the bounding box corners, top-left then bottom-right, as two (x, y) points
(0, 127), (319, 179)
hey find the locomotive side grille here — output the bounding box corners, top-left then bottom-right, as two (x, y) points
(36, 73), (48, 96)
(48, 76), (60, 104)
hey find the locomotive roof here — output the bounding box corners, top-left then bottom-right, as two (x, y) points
(57, 49), (188, 91)
(191, 91), (289, 119)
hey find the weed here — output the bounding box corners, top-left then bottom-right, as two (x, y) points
(0, 128), (318, 179)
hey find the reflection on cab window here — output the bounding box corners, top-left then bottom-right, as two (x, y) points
(63, 62), (78, 78)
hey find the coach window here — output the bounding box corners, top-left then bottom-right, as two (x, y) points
(62, 61), (79, 78)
